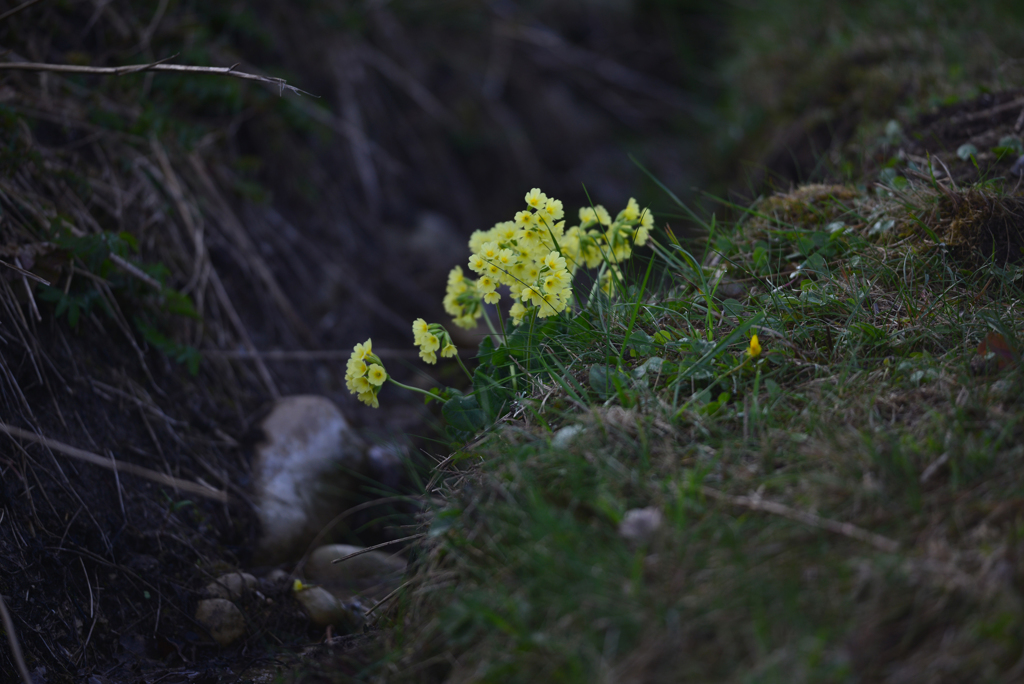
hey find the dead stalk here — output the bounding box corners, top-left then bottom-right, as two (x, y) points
(330, 533), (426, 565)
(701, 486), (900, 554)
(0, 421), (229, 502)
(0, 57), (313, 97)
(0, 593), (32, 684)
(0, 0), (44, 24)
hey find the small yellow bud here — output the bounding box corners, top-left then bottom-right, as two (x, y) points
(747, 335), (762, 359)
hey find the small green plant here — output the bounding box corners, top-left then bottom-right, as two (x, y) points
(38, 222), (203, 374)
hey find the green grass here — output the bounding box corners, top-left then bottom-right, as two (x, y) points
(711, 0), (1024, 189)
(355, 174), (1024, 683)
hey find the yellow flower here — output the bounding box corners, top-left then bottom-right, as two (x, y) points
(579, 207), (597, 226)
(412, 321), (459, 364)
(367, 364), (387, 386)
(352, 339), (372, 360)
(747, 334), (762, 359)
(494, 221), (518, 242)
(480, 242), (499, 260)
(524, 188), (548, 209)
(600, 266), (623, 296)
(348, 375), (371, 393)
(346, 357), (367, 377)
(619, 197), (640, 222)
(515, 210), (536, 228)
(346, 339), (385, 407)
(412, 318), (430, 342)
(542, 197), (564, 221)
(468, 254), (487, 274)
(509, 300), (528, 325)
(478, 275), (497, 293)
(541, 251), (564, 271)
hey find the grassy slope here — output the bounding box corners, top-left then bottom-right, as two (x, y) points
(368, 179), (1024, 684)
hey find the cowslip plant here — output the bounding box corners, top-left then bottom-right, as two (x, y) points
(346, 188), (665, 433)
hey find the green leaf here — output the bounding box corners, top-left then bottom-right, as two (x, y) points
(625, 330), (656, 355)
(957, 143), (978, 160)
(632, 356), (664, 379)
(653, 329), (674, 345)
(473, 367), (511, 421)
(721, 298), (745, 317)
(160, 288), (200, 319)
(135, 317), (203, 375)
(443, 393), (487, 433)
(589, 364), (628, 399)
(477, 334), (509, 371)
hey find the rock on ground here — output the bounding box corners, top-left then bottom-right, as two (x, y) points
(252, 396), (366, 563)
(305, 543), (407, 600)
(195, 599), (247, 647)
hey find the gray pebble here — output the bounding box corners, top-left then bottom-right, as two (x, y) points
(1009, 154), (1024, 176)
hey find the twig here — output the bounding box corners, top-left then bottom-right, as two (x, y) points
(0, 258), (49, 285)
(138, 0), (170, 51)
(701, 486), (899, 553)
(0, 57), (314, 97)
(0, 0), (43, 24)
(330, 533), (425, 564)
(208, 267), (280, 399)
(949, 95), (1024, 126)
(109, 450), (127, 521)
(920, 452), (950, 483)
(292, 495), (416, 580)
(366, 577), (414, 620)
(0, 421), (229, 502)
(0, 593), (32, 684)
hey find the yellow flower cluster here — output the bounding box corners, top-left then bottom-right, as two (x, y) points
(345, 339), (387, 408)
(445, 189), (655, 328)
(442, 266), (485, 329)
(412, 318), (458, 364)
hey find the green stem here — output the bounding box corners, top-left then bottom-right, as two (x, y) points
(386, 376), (438, 400)
(617, 253), (656, 369)
(453, 353), (474, 383)
(482, 306), (501, 339)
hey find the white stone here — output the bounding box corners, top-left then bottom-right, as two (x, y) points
(305, 544), (406, 600)
(204, 572), (258, 600)
(253, 396), (366, 563)
(619, 507), (663, 544)
(195, 599), (246, 646)
(551, 424), (584, 449)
